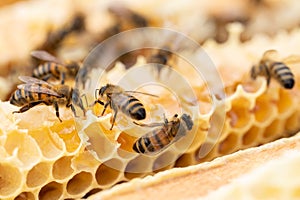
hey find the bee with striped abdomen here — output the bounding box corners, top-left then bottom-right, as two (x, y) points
(132, 114), (194, 155)
(31, 50), (80, 85)
(10, 76), (86, 121)
(250, 49), (295, 89)
(94, 84), (157, 130)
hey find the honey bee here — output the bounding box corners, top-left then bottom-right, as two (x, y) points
(94, 84), (157, 130)
(250, 50), (295, 89)
(31, 50), (80, 85)
(132, 114), (194, 155)
(39, 14), (85, 53)
(10, 76), (86, 121)
(147, 49), (173, 76)
(108, 4), (148, 28)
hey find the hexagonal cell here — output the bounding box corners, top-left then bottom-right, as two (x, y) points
(253, 94), (277, 125)
(52, 156), (74, 180)
(194, 142), (216, 162)
(218, 133), (240, 155)
(66, 171), (93, 196)
(14, 192), (35, 200)
(28, 127), (64, 160)
(0, 163), (22, 198)
(50, 120), (81, 154)
(174, 153), (195, 167)
(263, 119), (284, 139)
(95, 159), (124, 187)
(277, 89), (293, 115)
(38, 181), (63, 200)
(152, 151), (178, 171)
(4, 130), (41, 167)
(242, 126), (262, 146)
(227, 97), (252, 129)
(285, 112), (300, 134)
(26, 162), (51, 188)
(71, 151), (100, 172)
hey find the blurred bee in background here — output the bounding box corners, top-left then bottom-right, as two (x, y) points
(37, 13), (85, 54)
(250, 49), (295, 89)
(10, 76), (86, 122)
(31, 50), (80, 85)
(146, 47), (174, 79)
(133, 113), (194, 155)
(93, 84), (157, 130)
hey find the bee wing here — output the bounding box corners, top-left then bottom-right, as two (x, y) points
(18, 76), (53, 86)
(31, 50), (63, 64)
(283, 55), (300, 64)
(262, 49), (278, 61)
(124, 91), (159, 98)
(17, 84), (61, 97)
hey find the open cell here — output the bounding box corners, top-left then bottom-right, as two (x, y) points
(277, 89), (293, 114)
(242, 126), (261, 146)
(14, 192), (35, 200)
(227, 97), (252, 129)
(263, 119), (284, 139)
(26, 162), (51, 188)
(152, 151), (177, 171)
(285, 112), (300, 134)
(38, 181), (63, 200)
(4, 130), (41, 167)
(66, 171), (93, 195)
(0, 163), (22, 198)
(52, 156), (74, 180)
(218, 133), (240, 155)
(253, 94), (277, 125)
(95, 159), (124, 187)
(174, 153), (195, 167)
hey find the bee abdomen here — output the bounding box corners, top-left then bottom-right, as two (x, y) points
(271, 62), (295, 89)
(33, 63), (60, 79)
(122, 97), (146, 120)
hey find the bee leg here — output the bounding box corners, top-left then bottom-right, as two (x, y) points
(12, 101), (44, 114)
(101, 102), (110, 116)
(53, 101), (62, 122)
(110, 110), (118, 130)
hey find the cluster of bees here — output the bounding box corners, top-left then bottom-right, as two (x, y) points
(8, 4), (296, 156)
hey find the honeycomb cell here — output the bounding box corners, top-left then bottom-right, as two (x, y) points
(277, 89), (293, 115)
(0, 163), (22, 198)
(218, 133), (240, 155)
(83, 122), (116, 161)
(152, 151), (178, 171)
(227, 97), (252, 129)
(14, 192), (35, 200)
(95, 159), (124, 187)
(66, 171), (93, 195)
(263, 119), (284, 139)
(242, 126), (261, 146)
(174, 153), (196, 167)
(4, 130), (41, 167)
(71, 151), (100, 172)
(38, 181), (63, 200)
(52, 156), (74, 180)
(285, 112), (300, 134)
(50, 120), (81, 154)
(194, 142), (216, 162)
(124, 155), (153, 174)
(28, 127), (64, 160)
(26, 162), (51, 188)
(253, 94), (277, 125)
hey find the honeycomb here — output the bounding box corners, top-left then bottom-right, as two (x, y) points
(203, 150), (300, 200)
(1, 1), (300, 200)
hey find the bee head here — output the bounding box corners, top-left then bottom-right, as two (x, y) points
(181, 114), (193, 130)
(99, 85), (108, 96)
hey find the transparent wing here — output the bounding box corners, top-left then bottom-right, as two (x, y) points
(283, 55), (300, 64)
(18, 76), (53, 86)
(31, 50), (63, 64)
(262, 49), (278, 61)
(124, 91), (159, 98)
(17, 84), (61, 97)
